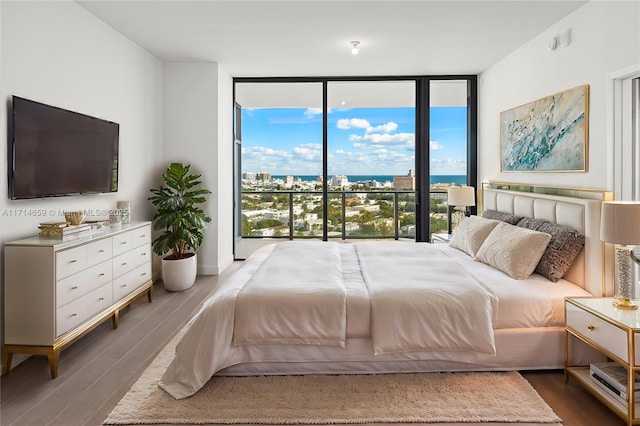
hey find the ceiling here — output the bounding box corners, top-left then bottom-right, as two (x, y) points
(77, 0), (587, 78)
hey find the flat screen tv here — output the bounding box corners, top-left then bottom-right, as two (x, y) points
(9, 96), (119, 200)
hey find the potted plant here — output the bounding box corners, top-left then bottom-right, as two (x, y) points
(148, 162), (211, 291)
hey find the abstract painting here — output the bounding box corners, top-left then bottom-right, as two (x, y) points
(500, 85), (588, 172)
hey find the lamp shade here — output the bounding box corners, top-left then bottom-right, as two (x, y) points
(600, 201), (640, 245)
(447, 186), (475, 207)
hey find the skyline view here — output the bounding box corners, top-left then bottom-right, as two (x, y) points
(241, 106), (467, 177)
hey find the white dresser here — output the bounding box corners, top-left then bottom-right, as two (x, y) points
(3, 221), (153, 378)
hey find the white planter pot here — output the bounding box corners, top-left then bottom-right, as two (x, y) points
(161, 253), (197, 291)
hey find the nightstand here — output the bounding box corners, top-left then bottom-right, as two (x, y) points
(565, 297), (640, 425)
(431, 233), (451, 244)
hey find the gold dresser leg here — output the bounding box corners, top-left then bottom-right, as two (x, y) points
(47, 349), (60, 378)
(3, 350), (13, 375)
(112, 310), (120, 329)
(147, 284), (154, 303)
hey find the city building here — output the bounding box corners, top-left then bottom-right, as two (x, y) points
(330, 175), (349, 188)
(393, 170), (415, 190)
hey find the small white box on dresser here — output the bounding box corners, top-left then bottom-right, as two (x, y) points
(2, 221), (153, 378)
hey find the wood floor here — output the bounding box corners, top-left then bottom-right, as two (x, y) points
(0, 264), (626, 426)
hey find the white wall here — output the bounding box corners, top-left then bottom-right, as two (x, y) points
(163, 63), (234, 275)
(479, 1), (640, 190)
(0, 1), (164, 368)
(215, 67), (235, 272)
(0, 1), (164, 245)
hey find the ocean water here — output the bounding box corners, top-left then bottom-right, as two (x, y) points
(271, 174), (467, 185)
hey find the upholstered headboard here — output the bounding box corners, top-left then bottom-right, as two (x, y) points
(482, 186), (613, 297)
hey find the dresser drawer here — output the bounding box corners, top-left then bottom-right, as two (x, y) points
(56, 282), (113, 337)
(56, 259), (112, 308)
(113, 263), (151, 302)
(84, 282), (114, 319)
(566, 302), (629, 362)
(87, 238), (112, 266)
(56, 245), (88, 279)
(112, 231), (134, 256)
(131, 244), (151, 268)
(131, 225), (151, 248)
(113, 250), (135, 278)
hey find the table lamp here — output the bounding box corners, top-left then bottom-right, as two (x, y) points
(600, 201), (640, 309)
(447, 186), (476, 235)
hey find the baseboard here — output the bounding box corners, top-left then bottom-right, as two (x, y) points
(198, 254), (234, 276)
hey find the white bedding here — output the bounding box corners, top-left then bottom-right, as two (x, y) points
(354, 242), (497, 355)
(158, 240), (591, 400)
(233, 241), (346, 347)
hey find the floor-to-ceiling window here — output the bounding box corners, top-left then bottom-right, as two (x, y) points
(233, 76), (476, 258)
(327, 81), (416, 239)
(428, 79), (474, 235)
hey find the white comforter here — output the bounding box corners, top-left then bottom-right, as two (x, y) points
(159, 241), (498, 399)
(355, 242), (497, 355)
(233, 241), (346, 347)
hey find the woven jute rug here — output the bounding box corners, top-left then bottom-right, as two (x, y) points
(104, 331), (562, 425)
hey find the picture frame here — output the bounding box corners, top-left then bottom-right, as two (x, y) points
(500, 84), (589, 172)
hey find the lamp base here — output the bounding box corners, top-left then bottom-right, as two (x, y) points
(613, 244), (636, 309)
(613, 298), (638, 309)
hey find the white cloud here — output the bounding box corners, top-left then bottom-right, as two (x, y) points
(430, 140), (444, 150)
(242, 146), (291, 159)
(350, 132), (414, 146)
(304, 108), (331, 118)
(366, 121), (398, 134)
(293, 143), (322, 162)
(337, 118), (370, 130)
(430, 157), (467, 174)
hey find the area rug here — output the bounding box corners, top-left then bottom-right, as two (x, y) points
(104, 330), (561, 425)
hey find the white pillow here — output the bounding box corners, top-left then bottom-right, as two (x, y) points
(449, 216), (501, 258)
(475, 222), (552, 280)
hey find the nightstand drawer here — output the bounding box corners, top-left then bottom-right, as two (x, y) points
(566, 302), (628, 362)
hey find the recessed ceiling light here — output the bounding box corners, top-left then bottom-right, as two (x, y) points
(350, 41), (360, 55)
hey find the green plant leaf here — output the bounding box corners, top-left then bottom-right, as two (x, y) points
(148, 162), (212, 258)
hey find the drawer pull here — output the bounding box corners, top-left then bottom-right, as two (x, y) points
(99, 273), (105, 276)
(587, 325), (596, 332)
(120, 242), (127, 245)
(141, 272), (147, 276)
(121, 284), (127, 288)
(71, 313), (77, 317)
(71, 286), (78, 290)
(99, 249), (105, 253)
(121, 262), (127, 266)
(99, 297), (105, 301)
(141, 252), (147, 256)
(69, 259), (78, 263)
(140, 234), (146, 238)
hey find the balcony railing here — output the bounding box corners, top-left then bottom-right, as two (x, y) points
(240, 189), (451, 240)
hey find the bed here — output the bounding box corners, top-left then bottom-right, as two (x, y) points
(159, 186), (613, 399)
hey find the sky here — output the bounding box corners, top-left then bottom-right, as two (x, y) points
(241, 106), (467, 176)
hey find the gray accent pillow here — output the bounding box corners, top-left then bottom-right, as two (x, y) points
(482, 209), (524, 225)
(516, 217), (585, 282)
